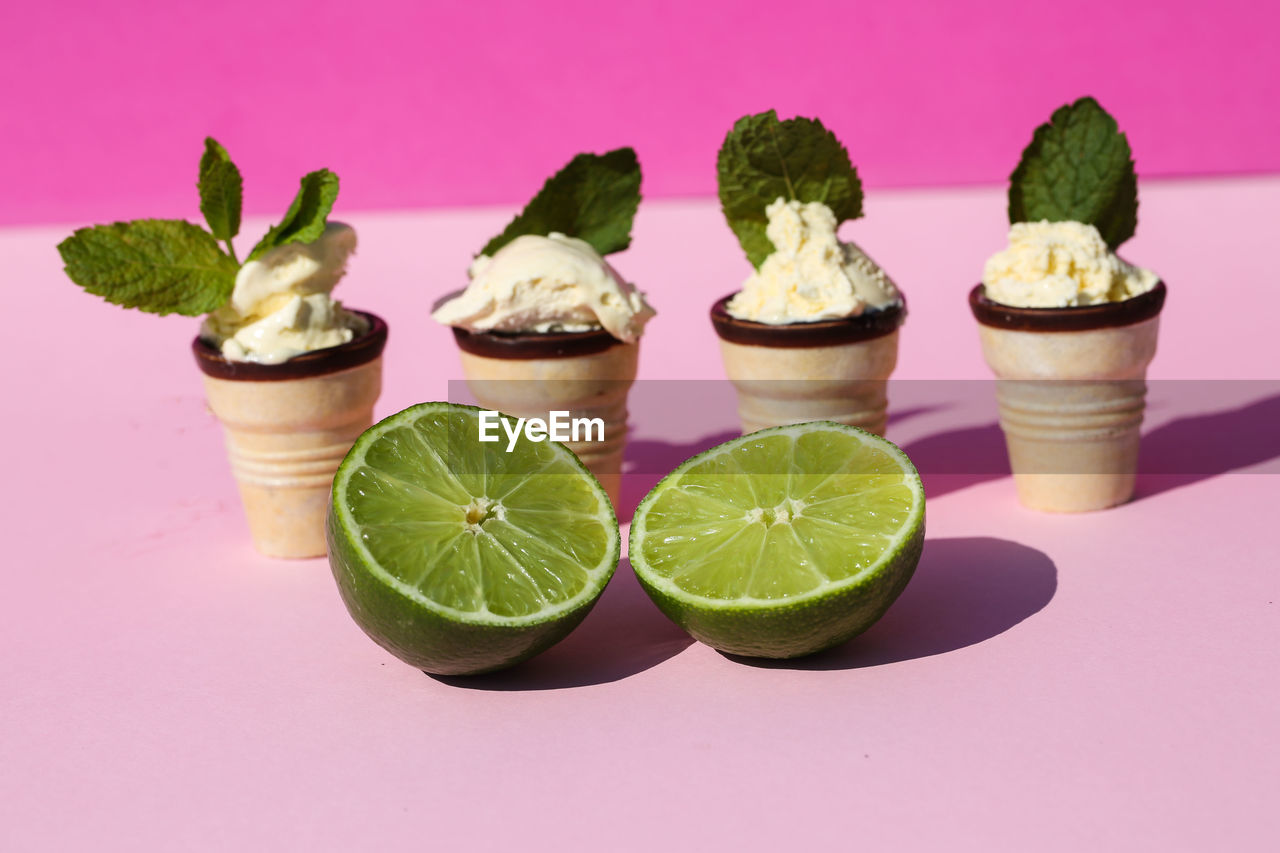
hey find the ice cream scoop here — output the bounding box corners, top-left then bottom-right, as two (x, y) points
(982, 220), (1157, 308)
(726, 198), (900, 324)
(432, 233), (654, 343)
(200, 223), (368, 364)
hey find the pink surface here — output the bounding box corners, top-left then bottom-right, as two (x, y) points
(3, 1), (1279, 226)
(3, 177), (1279, 850)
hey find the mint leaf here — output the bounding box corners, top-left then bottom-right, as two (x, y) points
(248, 169), (340, 260)
(197, 137), (243, 245)
(57, 219), (239, 316)
(717, 109), (863, 268)
(1009, 96), (1138, 249)
(480, 148), (641, 257)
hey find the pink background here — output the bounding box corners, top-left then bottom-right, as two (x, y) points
(2, 0), (1277, 226)
(4, 2), (1278, 847)
(4, 177), (1278, 849)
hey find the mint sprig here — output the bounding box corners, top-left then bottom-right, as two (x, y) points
(1008, 96), (1138, 250)
(58, 139), (341, 316)
(717, 110), (863, 269)
(248, 169), (340, 261)
(57, 219), (240, 317)
(198, 137), (243, 260)
(480, 148), (641, 258)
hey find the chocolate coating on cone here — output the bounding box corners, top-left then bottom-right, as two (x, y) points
(433, 288), (628, 359)
(709, 295), (905, 348)
(969, 282), (1166, 332)
(450, 326), (623, 359)
(192, 311), (388, 381)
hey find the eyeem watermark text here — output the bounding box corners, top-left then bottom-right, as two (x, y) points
(478, 410), (605, 452)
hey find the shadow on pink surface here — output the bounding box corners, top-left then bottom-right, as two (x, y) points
(724, 537), (1057, 671)
(430, 561), (693, 691)
(432, 538), (1056, 686)
(1134, 391), (1280, 500)
(898, 423), (1010, 500)
(889, 388), (1280, 503)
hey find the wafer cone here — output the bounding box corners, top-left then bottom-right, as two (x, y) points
(200, 359), (382, 556)
(717, 332), (899, 435)
(193, 312), (387, 558)
(457, 343), (638, 507)
(976, 313), (1161, 512)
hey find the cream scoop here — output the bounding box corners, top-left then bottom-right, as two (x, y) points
(982, 220), (1158, 308)
(432, 232), (654, 343)
(726, 198), (901, 325)
(200, 222), (367, 364)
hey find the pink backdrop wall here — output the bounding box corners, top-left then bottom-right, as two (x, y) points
(1, 0), (1276, 226)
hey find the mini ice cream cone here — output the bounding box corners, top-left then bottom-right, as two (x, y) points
(970, 284), (1166, 512)
(711, 296), (904, 435)
(451, 327), (637, 506)
(193, 313), (387, 557)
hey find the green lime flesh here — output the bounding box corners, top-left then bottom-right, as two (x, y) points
(327, 403), (619, 675)
(629, 422), (925, 659)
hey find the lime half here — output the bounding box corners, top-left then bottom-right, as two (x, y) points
(327, 402), (620, 675)
(630, 422), (925, 659)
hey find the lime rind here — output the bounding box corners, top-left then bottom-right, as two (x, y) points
(330, 402), (619, 629)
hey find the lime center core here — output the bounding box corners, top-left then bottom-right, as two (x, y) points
(747, 499), (807, 528)
(463, 497), (505, 533)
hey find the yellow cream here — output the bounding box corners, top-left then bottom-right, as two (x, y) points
(432, 233), (654, 343)
(982, 221), (1158, 308)
(200, 223), (367, 364)
(725, 198), (900, 325)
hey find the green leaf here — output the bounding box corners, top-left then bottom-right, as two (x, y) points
(480, 148), (641, 257)
(197, 137), (243, 243)
(1008, 96), (1138, 250)
(57, 219), (239, 316)
(716, 109), (863, 268)
(248, 169), (340, 260)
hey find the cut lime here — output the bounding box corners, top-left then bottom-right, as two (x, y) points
(629, 422), (925, 659)
(326, 402), (620, 675)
